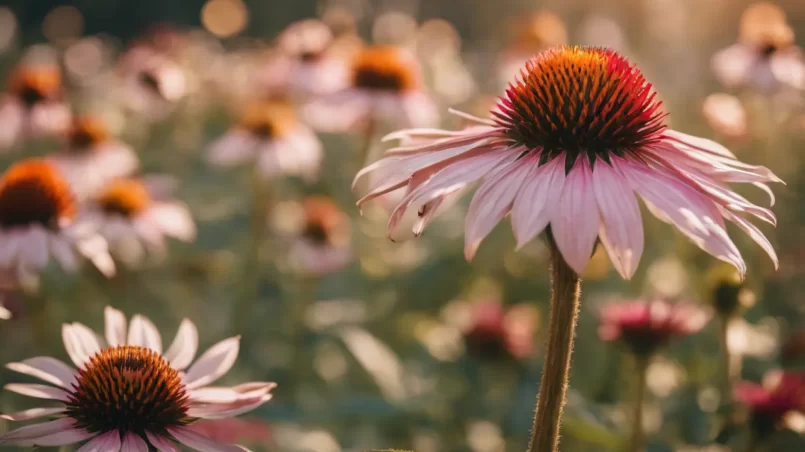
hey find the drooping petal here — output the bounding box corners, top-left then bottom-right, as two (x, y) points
(121, 432), (149, 452)
(187, 394), (273, 419)
(0, 407), (65, 421)
(127, 314), (163, 354)
(145, 432), (179, 452)
(5, 383), (70, 401)
(167, 426), (245, 452)
(20, 428), (94, 447)
(163, 319), (199, 371)
(720, 208), (779, 269)
(511, 153), (566, 248)
(0, 418), (76, 444)
(551, 157), (600, 275)
(593, 157), (644, 279)
(6, 357), (77, 389)
(105, 306), (128, 347)
(148, 203), (196, 242)
(183, 337), (241, 389)
(76, 430), (121, 452)
(189, 382), (276, 403)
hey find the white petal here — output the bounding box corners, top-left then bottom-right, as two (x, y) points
(163, 319), (198, 370)
(62, 323), (103, 368)
(0, 407), (65, 421)
(6, 357), (77, 389)
(4, 383), (70, 401)
(50, 236), (79, 273)
(167, 426), (245, 452)
(183, 336), (241, 389)
(105, 306), (128, 347)
(127, 314), (163, 354)
(147, 203), (196, 242)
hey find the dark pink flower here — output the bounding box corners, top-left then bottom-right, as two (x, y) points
(463, 301), (538, 361)
(735, 371), (805, 437)
(598, 300), (710, 356)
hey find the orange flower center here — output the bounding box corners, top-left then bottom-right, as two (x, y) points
(97, 179), (152, 217)
(302, 196), (349, 246)
(68, 116), (111, 150)
(351, 46), (417, 92)
(9, 66), (62, 107)
(0, 160), (75, 229)
(64, 345), (191, 435)
(496, 46), (666, 170)
(239, 101), (297, 139)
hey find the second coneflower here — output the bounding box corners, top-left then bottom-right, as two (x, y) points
(355, 46), (780, 452)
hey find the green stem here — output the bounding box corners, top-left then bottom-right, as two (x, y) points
(527, 240), (581, 452)
(235, 170), (272, 329)
(718, 315), (740, 405)
(628, 355), (650, 452)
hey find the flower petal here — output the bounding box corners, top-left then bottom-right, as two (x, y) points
(187, 393), (273, 419)
(167, 426), (245, 452)
(551, 157), (600, 274)
(163, 319), (198, 371)
(0, 407), (65, 421)
(62, 323), (103, 368)
(183, 336), (241, 389)
(121, 432), (149, 452)
(4, 383), (70, 401)
(0, 418), (76, 444)
(105, 306), (128, 347)
(148, 203), (196, 242)
(127, 314), (163, 354)
(6, 357), (77, 389)
(511, 153), (566, 248)
(20, 428), (94, 447)
(146, 432), (179, 452)
(77, 430), (121, 452)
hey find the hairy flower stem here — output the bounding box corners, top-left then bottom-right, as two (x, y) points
(628, 355), (650, 452)
(528, 239), (581, 452)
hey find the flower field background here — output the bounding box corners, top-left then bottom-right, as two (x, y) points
(0, 0), (804, 450)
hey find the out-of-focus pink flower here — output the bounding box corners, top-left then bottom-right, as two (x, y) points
(499, 11), (568, 87)
(0, 63), (70, 149)
(712, 2), (805, 92)
(304, 45), (438, 132)
(287, 196), (352, 275)
(207, 99), (322, 182)
(462, 300), (539, 361)
(355, 47), (780, 278)
(598, 299), (710, 356)
(702, 93), (748, 139)
(187, 418), (272, 446)
(735, 371), (805, 437)
(47, 115), (140, 200)
(117, 45), (187, 117)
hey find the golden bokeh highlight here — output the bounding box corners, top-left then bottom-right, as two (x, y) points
(201, 0), (248, 38)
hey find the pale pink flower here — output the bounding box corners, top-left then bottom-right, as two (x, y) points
(355, 47), (780, 278)
(0, 64), (70, 150)
(598, 299), (710, 356)
(287, 196), (352, 275)
(47, 115), (140, 200)
(0, 306), (275, 451)
(117, 45), (187, 117)
(208, 99), (322, 182)
(0, 159), (115, 292)
(712, 2), (805, 91)
(735, 370), (805, 437)
(84, 177), (195, 268)
(304, 45), (438, 132)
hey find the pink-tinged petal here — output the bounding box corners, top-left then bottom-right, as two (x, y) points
(656, 140), (780, 183)
(75, 234), (116, 278)
(121, 432), (149, 452)
(711, 44), (758, 89)
(206, 130), (260, 167)
(720, 208), (779, 269)
(147, 203), (196, 242)
(145, 432), (179, 452)
(183, 336), (241, 389)
(593, 158), (644, 279)
(20, 428), (94, 447)
(5, 383), (70, 401)
(62, 323), (103, 368)
(623, 160), (747, 275)
(6, 357), (77, 389)
(752, 182), (776, 207)
(662, 130), (737, 158)
(552, 157), (600, 275)
(163, 319), (199, 371)
(447, 108), (498, 126)
(167, 426), (244, 452)
(0, 418), (76, 443)
(189, 382), (276, 403)
(127, 314), (163, 354)
(0, 407), (65, 421)
(397, 92), (439, 128)
(464, 153), (538, 259)
(105, 306), (127, 347)
(187, 394), (273, 419)
(77, 430), (121, 452)
(512, 153), (566, 248)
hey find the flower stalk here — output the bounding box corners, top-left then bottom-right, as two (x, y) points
(528, 237), (581, 452)
(628, 355), (650, 452)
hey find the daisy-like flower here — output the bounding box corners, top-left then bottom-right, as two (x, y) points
(712, 2), (805, 92)
(0, 159), (114, 291)
(304, 45), (438, 132)
(735, 371), (805, 439)
(355, 46), (780, 278)
(0, 306), (275, 450)
(461, 300), (538, 361)
(208, 99), (323, 182)
(117, 45), (187, 117)
(0, 64), (70, 149)
(598, 299), (710, 356)
(286, 196), (352, 275)
(84, 178), (196, 267)
(48, 115), (140, 200)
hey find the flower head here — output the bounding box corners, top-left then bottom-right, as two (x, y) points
(0, 306), (274, 450)
(0, 64), (70, 149)
(356, 46), (780, 278)
(8, 65), (63, 107)
(118, 46), (187, 117)
(598, 299), (710, 356)
(735, 370), (805, 438)
(461, 300), (538, 361)
(207, 100), (323, 181)
(284, 196), (352, 275)
(0, 159), (114, 290)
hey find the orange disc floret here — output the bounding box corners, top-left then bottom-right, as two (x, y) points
(68, 115), (112, 150)
(351, 46), (417, 92)
(97, 179), (152, 217)
(302, 196), (350, 246)
(239, 100), (297, 139)
(9, 65), (63, 106)
(495, 46), (667, 169)
(0, 159), (76, 229)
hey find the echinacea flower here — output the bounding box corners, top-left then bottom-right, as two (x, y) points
(304, 45), (438, 132)
(712, 2), (805, 91)
(286, 196), (352, 275)
(0, 64), (70, 149)
(117, 45), (186, 117)
(0, 159), (114, 291)
(48, 115), (140, 200)
(461, 300), (538, 361)
(735, 371), (805, 438)
(208, 100), (322, 182)
(85, 178), (196, 267)
(355, 46), (780, 278)
(598, 299), (710, 356)
(0, 306), (275, 450)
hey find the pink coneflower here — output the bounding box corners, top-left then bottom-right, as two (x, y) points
(0, 306), (275, 450)
(85, 178), (195, 267)
(304, 45), (438, 132)
(0, 64), (71, 149)
(712, 2), (805, 92)
(48, 115), (140, 200)
(287, 196), (352, 275)
(598, 299), (710, 356)
(356, 46), (780, 279)
(462, 300), (538, 361)
(0, 159), (115, 291)
(208, 99), (323, 182)
(735, 371), (805, 439)
(118, 45), (186, 117)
